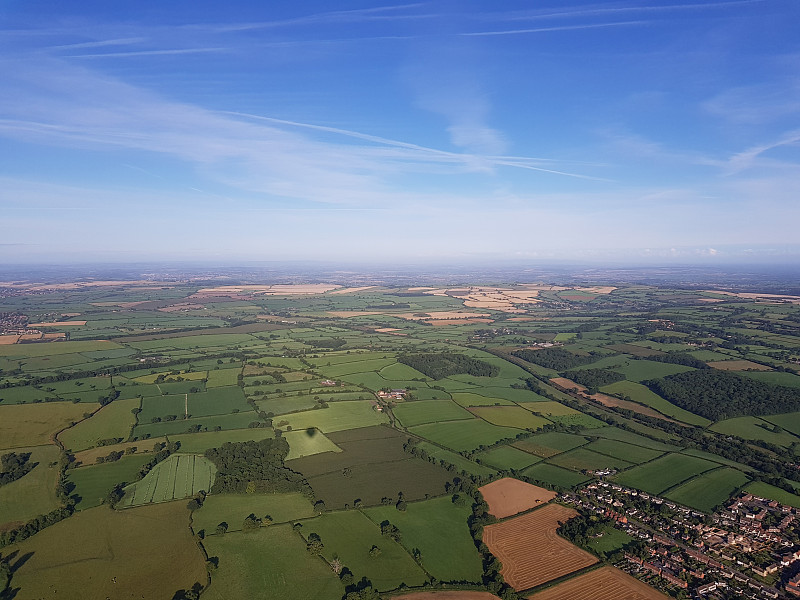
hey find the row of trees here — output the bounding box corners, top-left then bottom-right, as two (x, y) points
(0, 451), (35, 486)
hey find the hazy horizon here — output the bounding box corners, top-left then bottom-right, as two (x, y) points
(2, 1), (799, 264)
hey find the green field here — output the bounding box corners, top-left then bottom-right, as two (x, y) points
(300, 510), (428, 591)
(664, 467), (750, 512)
(202, 523), (344, 600)
(469, 405), (551, 430)
(613, 453), (719, 495)
(120, 454), (216, 507)
(521, 462), (591, 488)
(284, 428), (342, 460)
(277, 401), (389, 433)
(59, 397), (139, 451)
(583, 426), (678, 452)
(414, 441), (496, 477)
(587, 525), (635, 558)
(206, 367), (242, 388)
(451, 391), (514, 407)
(393, 399), (474, 427)
(363, 496), (483, 582)
(192, 492), (316, 534)
(583, 438), (666, 464)
(710, 416), (800, 447)
(547, 447), (634, 472)
(67, 453), (154, 510)
(735, 370), (800, 388)
(745, 481), (800, 509)
(4, 502), (207, 600)
(409, 419), (521, 452)
(611, 359), (695, 382)
(760, 412), (800, 437)
(599, 380), (710, 426)
(0, 444), (63, 528)
(512, 432), (589, 458)
(170, 427), (274, 454)
(133, 410), (262, 438)
(476, 444), (542, 471)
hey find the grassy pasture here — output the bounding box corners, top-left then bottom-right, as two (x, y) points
(115, 382), (164, 399)
(300, 510), (428, 591)
(710, 416), (800, 447)
(476, 445), (542, 471)
(58, 397), (139, 451)
(414, 441), (496, 477)
(255, 394), (320, 416)
(193, 492), (315, 534)
(45, 375), (112, 395)
(469, 405), (551, 430)
(0, 444), (62, 529)
(547, 447), (634, 472)
(664, 467), (750, 512)
(363, 496), (483, 583)
(5, 502), (207, 600)
(613, 453), (718, 495)
(202, 524), (344, 600)
(0, 339), (122, 358)
(745, 481), (800, 508)
(761, 412), (800, 437)
(170, 427), (273, 454)
(612, 359), (695, 382)
(599, 380), (710, 426)
(0, 385), (53, 404)
(0, 401), (95, 450)
(67, 454), (154, 510)
(206, 367), (241, 388)
(520, 462), (591, 488)
(321, 358), (396, 377)
(583, 438), (665, 464)
(277, 401), (388, 433)
(451, 391), (515, 407)
(736, 370), (800, 388)
(393, 400), (474, 427)
(583, 426), (678, 451)
(284, 428), (342, 460)
(512, 432), (589, 458)
(138, 394), (187, 423)
(121, 454), (216, 507)
(409, 419), (521, 452)
(134, 410), (261, 438)
(189, 385), (251, 417)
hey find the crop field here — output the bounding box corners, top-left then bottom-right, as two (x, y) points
(414, 441), (496, 477)
(547, 447), (634, 472)
(133, 410), (260, 438)
(526, 565), (669, 600)
(584, 427), (677, 451)
(582, 439), (666, 464)
(664, 467), (750, 512)
(613, 453), (719, 495)
(0, 444), (62, 529)
(482, 504), (597, 591)
(745, 481), (800, 508)
(301, 510), (428, 591)
(192, 492), (316, 534)
(409, 419), (522, 452)
(284, 428), (342, 459)
(169, 427), (273, 453)
(202, 524), (344, 600)
(277, 400), (389, 432)
(4, 501), (207, 600)
(394, 399), (475, 427)
(363, 496), (483, 582)
(710, 416), (800, 447)
(451, 392), (512, 407)
(476, 445), (541, 471)
(68, 454), (154, 510)
(478, 478), (556, 519)
(512, 432), (589, 458)
(599, 380), (710, 426)
(205, 367), (241, 387)
(120, 454), (216, 507)
(520, 463), (591, 488)
(707, 359), (772, 371)
(58, 397), (139, 451)
(0, 339), (122, 358)
(0, 401), (94, 450)
(469, 406), (551, 430)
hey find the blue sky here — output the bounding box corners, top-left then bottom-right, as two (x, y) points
(1, 0), (798, 264)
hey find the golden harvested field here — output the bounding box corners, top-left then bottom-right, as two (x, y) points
(397, 311), (491, 321)
(526, 566), (669, 600)
(0, 402), (94, 450)
(0, 335), (19, 344)
(329, 286), (377, 294)
(482, 504), (597, 591)
(479, 477), (556, 519)
(430, 318), (495, 326)
(708, 360), (772, 371)
(549, 377), (587, 392)
(702, 290), (800, 303)
(575, 286), (617, 294)
(28, 321), (87, 326)
(586, 392), (674, 421)
(5, 501), (207, 600)
(327, 311), (383, 318)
